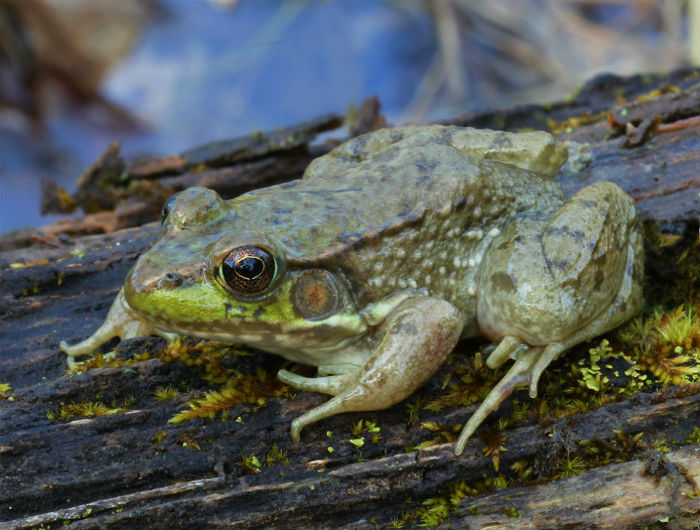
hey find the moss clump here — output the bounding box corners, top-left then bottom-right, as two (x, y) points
(169, 368), (287, 423)
(264, 444), (290, 467)
(47, 399), (132, 420)
(158, 338), (250, 384)
(68, 351), (152, 374)
(413, 476), (506, 527)
(546, 110), (607, 135)
(236, 453), (262, 474)
(619, 305), (700, 386)
(153, 386), (180, 402)
(0, 383), (11, 399)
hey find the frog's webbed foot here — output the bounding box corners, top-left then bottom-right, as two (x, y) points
(60, 288), (158, 368)
(455, 338), (567, 455)
(283, 297), (464, 442)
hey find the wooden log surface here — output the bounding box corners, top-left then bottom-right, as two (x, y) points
(1, 69), (699, 529)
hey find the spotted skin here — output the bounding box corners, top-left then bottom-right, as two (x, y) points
(61, 125), (643, 455)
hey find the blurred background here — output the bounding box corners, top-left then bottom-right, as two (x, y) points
(0, 0), (697, 232)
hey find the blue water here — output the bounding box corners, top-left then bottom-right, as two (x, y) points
(0, 0), (437, 232)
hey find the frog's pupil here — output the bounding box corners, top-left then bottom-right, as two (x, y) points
(234, 256), (264, 280)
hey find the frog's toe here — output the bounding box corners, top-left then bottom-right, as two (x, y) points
(278, 369), (352, 396)
(485, 335), (527, 370)
(60, 287), (158, 367)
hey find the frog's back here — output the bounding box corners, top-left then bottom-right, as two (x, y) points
(231, 126), (566, 331)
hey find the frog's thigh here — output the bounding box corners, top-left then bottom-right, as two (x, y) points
(289, 297), (464, 441)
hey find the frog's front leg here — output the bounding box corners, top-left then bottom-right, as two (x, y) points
(279, 297), (464, 442)
(60, 287), (162, 368)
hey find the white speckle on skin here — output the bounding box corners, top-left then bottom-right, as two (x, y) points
(413, 249), (423, 260)
(425, 240), (434, 250)
(398, 279), (407, 288)
(473, 207), (482, 219)
(368, 278), (383, 288)
(373, 262), (384, 273)
(488, 227), (500, 237)
(408, 279), (418, 289)
(468, 258), (476, 267)
(439, 250), (448, 260)
(424, 274), (431, 285)
(439, 266), (446, 275)
(453, 256), (461, 267)
(467, 286), (476, 296)
(396, 248), (406, 258)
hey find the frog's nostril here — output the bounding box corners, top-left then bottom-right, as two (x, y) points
(161, 272), (185, 289)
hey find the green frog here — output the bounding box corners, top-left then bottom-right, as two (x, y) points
(61, 125), (643, 455)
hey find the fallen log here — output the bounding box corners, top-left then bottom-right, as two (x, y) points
(1, 68), (699, 529)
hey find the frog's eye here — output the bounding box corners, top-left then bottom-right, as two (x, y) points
(219, 246), (276, 294)
(161, 195), (178, 225)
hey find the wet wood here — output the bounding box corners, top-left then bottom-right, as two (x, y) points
(1, 68), (699, 529)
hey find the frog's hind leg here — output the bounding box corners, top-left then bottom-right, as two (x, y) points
(458, 181), (643, 454)
(287, 297), (464, 442)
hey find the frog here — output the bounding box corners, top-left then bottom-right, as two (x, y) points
(60, 125), (644, 456)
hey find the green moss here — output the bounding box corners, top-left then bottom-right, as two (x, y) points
(685, 426), (700, 444)
(47, 399), (131, 420)
(237, 453), (262, 474)
(68, 351), (153, 374)
(620, 306), (700, 386)
(413, 476), (506, 527)
(504, 506), (520, 518)
(153, 386), (180, 401)
(159, 338), (251, 384)
(265, 444), (290, 466)
(350, 418), (382, 444)
(169, 368), (287, 423)
(556, 456), (586, 479)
